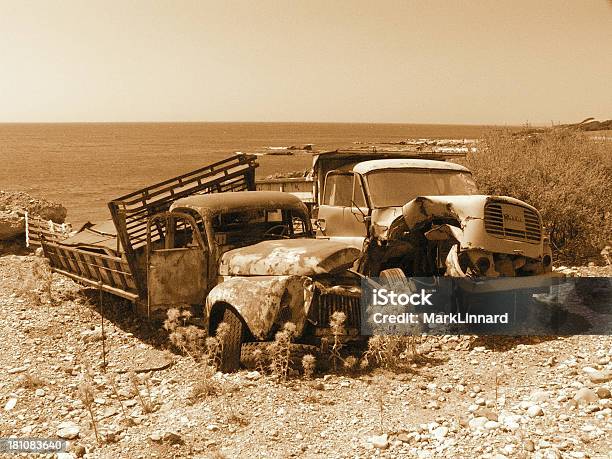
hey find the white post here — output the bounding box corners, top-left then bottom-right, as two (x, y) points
(25, 211), (30, 247)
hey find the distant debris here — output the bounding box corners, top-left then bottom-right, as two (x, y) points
(565, 118), (612, 132)
(263, 144), (314, 155)
(516, 118), (612, 136)
(353, 138), (477, 154)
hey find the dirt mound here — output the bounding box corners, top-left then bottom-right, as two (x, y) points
(0, 191), (67, 240)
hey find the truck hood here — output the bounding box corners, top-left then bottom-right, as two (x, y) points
(219, 239), (360, 276)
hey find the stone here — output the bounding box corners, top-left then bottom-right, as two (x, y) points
(432, 426), (448, 440)
(162, 431), (182, 444)
(586, 370), (612, 384)
(245, 371), (261, 380)
(468, 416), (488, 430)
(0, 191), (67, 240)
(541, 448), (561, 459)
(4, 397), (17, 411)
(524, 440), (535, 452)
(368, 434), (389, 450)
(530, 390), (550, 402)
(0, 211), (24, 240)
(475, 407), (498, 421)
(7, 366), (28, 375)
(35, 388), (45, 397)
(69, 444), (86, 457)
(206, 424), (219, 431)
(574, 388), (598, 404)
(57, 421), (80, 439)
(484, 421), (500, 430)
(80, 327), (104, 343)
(596, 387), (611, 399)
(527, 405), (543, 417)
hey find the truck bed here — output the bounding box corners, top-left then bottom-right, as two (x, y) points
(41, 154), (258, 303)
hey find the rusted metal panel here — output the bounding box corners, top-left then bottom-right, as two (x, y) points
(147, 248), (208, 311)
(218, 239), (360, 276)
(206, 275), (314, 340)
(383, 195), (544, 260)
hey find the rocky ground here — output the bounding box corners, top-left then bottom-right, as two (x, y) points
(0, 255), (610, 459)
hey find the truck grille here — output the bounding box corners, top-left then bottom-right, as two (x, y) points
(310, 292), (361, 329)
(484, 201), (542, 243)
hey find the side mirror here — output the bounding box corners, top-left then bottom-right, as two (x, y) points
(350, 203), (370, 224)
(314, 218), (326, 232)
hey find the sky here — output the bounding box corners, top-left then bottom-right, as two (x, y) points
(0, 0), (610, 124)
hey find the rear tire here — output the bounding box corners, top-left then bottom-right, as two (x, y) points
(218, 307), (243, 373)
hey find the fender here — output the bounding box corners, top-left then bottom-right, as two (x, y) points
(205, 275), (315, 340)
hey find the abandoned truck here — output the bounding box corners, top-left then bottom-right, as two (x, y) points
(258, 147), (558, 292)
(40, 154), (362, 371)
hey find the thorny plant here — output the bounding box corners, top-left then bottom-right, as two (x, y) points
(377, 388), (385, 434)
(253, 347), (267, 374)
(77, 366), (100, 444)
(128, 370), (155, 414)
(190, 323), (229, 400)
(163, 308), (205, 360)
(106, 372), (134, 426)
(363, 335), (422, 369)
(16, 372), (45, 390)
(269, 322), (296, 380)
(329, 311), (346, 371)
(301, 354), (316, 379)
(15, 258), (55, 309)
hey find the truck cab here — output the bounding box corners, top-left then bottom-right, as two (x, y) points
(312, 149), (556, 288)
(147, 191), (361, 371)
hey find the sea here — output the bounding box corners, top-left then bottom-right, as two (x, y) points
(0, 122), (492, 226)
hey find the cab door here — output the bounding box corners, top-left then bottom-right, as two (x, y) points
(146, 212), (208, 314)
(316, 172), (369, 249)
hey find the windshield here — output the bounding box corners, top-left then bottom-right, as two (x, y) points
(365, 169), (479, 207)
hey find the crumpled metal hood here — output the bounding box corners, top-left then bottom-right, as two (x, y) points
(219, 239), (360, 276)
(386, 195), (539, 239)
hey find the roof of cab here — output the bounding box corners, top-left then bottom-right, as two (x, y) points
(352, 158), (470, 175)
(170, 191), (307, 216)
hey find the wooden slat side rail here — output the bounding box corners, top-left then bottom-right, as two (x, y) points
(41, 240), (138, 301)
(108, 153), (258, 296)
(25, 213), (71, 248)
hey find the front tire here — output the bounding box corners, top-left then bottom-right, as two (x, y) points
(379, 268), (414, 291)
(218, 307), (243, 372)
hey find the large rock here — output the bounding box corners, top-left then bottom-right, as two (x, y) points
(0, 191), (67, 240)
(0, 210), (24, 240)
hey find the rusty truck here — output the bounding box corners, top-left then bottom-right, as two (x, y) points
(40, 154), (362, 371)
(257, 146), (560, 294)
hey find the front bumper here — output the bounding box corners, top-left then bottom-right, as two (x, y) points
(455, 272), (565, 294)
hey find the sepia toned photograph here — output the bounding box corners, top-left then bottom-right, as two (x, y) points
(1, 1), (611, 458)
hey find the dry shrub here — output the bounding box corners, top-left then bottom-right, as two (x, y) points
(363, 335), (420, 369)
(190, 329), (229, 400)
(128, 370), (155, 414)
(465, 128), (612, 263)
(16, 258), (55, 307)
(16, 372), (45, 389)
(77, 370), (100, 444)
(163, 308), (206, 359)
(301, 354), (316, 379)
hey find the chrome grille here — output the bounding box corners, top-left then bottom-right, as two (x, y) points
(484, 201), (542, 243)
(311, 293), (361, 329)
